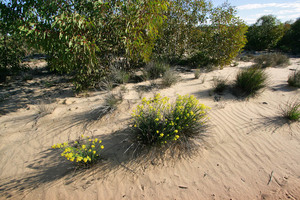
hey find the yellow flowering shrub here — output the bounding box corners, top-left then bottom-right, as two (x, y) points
(131, 94), (210, 146)
(52, 135), (104, 166)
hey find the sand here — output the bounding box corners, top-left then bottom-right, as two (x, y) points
(0, 59), (299, 199)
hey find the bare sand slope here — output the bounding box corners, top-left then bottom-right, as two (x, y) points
(0, 59), (299, 200)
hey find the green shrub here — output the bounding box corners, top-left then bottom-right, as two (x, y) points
(212, 77), (227, 94)
(131, 94), (210, 147)
(253, 53), (289, 68)
(288, 70), (300, 88)
(52, 135), (104, 166)
(234, 67), (268, 97)
(161, 69), (178, 87)
(143, 61), (169, 80)
(281, 100), (300, 121)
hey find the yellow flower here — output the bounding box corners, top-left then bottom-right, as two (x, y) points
(134, 124), (137, 127)
(82, 145), (86, 149)
(174, 130), (178, 133)
(156, 130), (159, 134)
(175, 135), (179, 139)
(89, 149), (92, 152)
(83, 158), (88, 163)
(99, 140), (102, 143)
(81, 134), (84, 138)
(155, 118), (159, 121)
(91, 145), (95, 148)
(100, 145), (104, 149)
(93, 151), (96, 154)
(160, 133), (164, 137)
(51, 145), (56, 149)
(94, 138), (98, 142)
(70, 158), (75, 162)
(89, 139), (91, 142)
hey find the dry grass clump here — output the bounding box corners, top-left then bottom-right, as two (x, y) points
(253, 53), (289, 68)
(212, 77), (227, 94)
(161, 69), (179, 87)
(143, 61), (169, 80)
(287, 70), (300, 88)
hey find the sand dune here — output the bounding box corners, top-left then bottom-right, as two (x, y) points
(0, 59), (299, 199)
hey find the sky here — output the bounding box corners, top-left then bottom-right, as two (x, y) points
(211, 0), (300, 24)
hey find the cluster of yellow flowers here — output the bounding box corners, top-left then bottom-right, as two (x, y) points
(131, 93), (210, 146)
(52, 135), (104, 165)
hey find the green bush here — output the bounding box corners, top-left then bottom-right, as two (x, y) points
(253, 53), (289, 68)
(281, 100), (300, 121)
(288, 70), (300, 88)
(131, 94), (210, 147)
(52, 135), (104, 166)
(234, 67), (268, 97)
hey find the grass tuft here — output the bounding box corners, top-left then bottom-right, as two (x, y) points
(234, 67), (268, 97)
(287, 70), (300, 88)
(281, 99), (300, 122)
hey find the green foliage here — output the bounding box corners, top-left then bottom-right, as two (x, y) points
(0, 2), (26, 82)
(281, 100), (300, 121)
(155, 1), (247, 67)
(131, 94), (210, 147)
(278, 18), (300, 53)
(245, 15), (285, 51)
(52, 135), (104, 166)
(234, 67), (268, 97)
(161, 69), (179, 87)
(288, 70), (300, 88)
(12, 0), (168, 91)
(253, 53), (290, 68)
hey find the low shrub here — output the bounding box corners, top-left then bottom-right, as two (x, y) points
(143, 61), (169, 80)
(161, 69), (178, 87)
(131, 94), (210, 147)
(194, 69), (201, 79)
(212, 77), (227, 94)
(287, 70), (300, 88)
(281, 100), (300, 121)
(234, 67), (268, 97)
(52, 135), (104, 166)
(254, 53), (289, 68)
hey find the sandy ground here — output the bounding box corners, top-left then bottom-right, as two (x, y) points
(0, 59), (299, 200)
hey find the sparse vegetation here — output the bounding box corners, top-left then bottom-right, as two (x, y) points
(234, 67), (268, 97)
(253, 53), (289, 68)
(131, 94), (210, 149)
(287, 70), (300, 88)
(281, 100), (300, 121)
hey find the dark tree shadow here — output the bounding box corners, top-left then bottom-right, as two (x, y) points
(0, 64), (75, 116)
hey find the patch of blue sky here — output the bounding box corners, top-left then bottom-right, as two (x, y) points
(211, 0), (300, 24)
